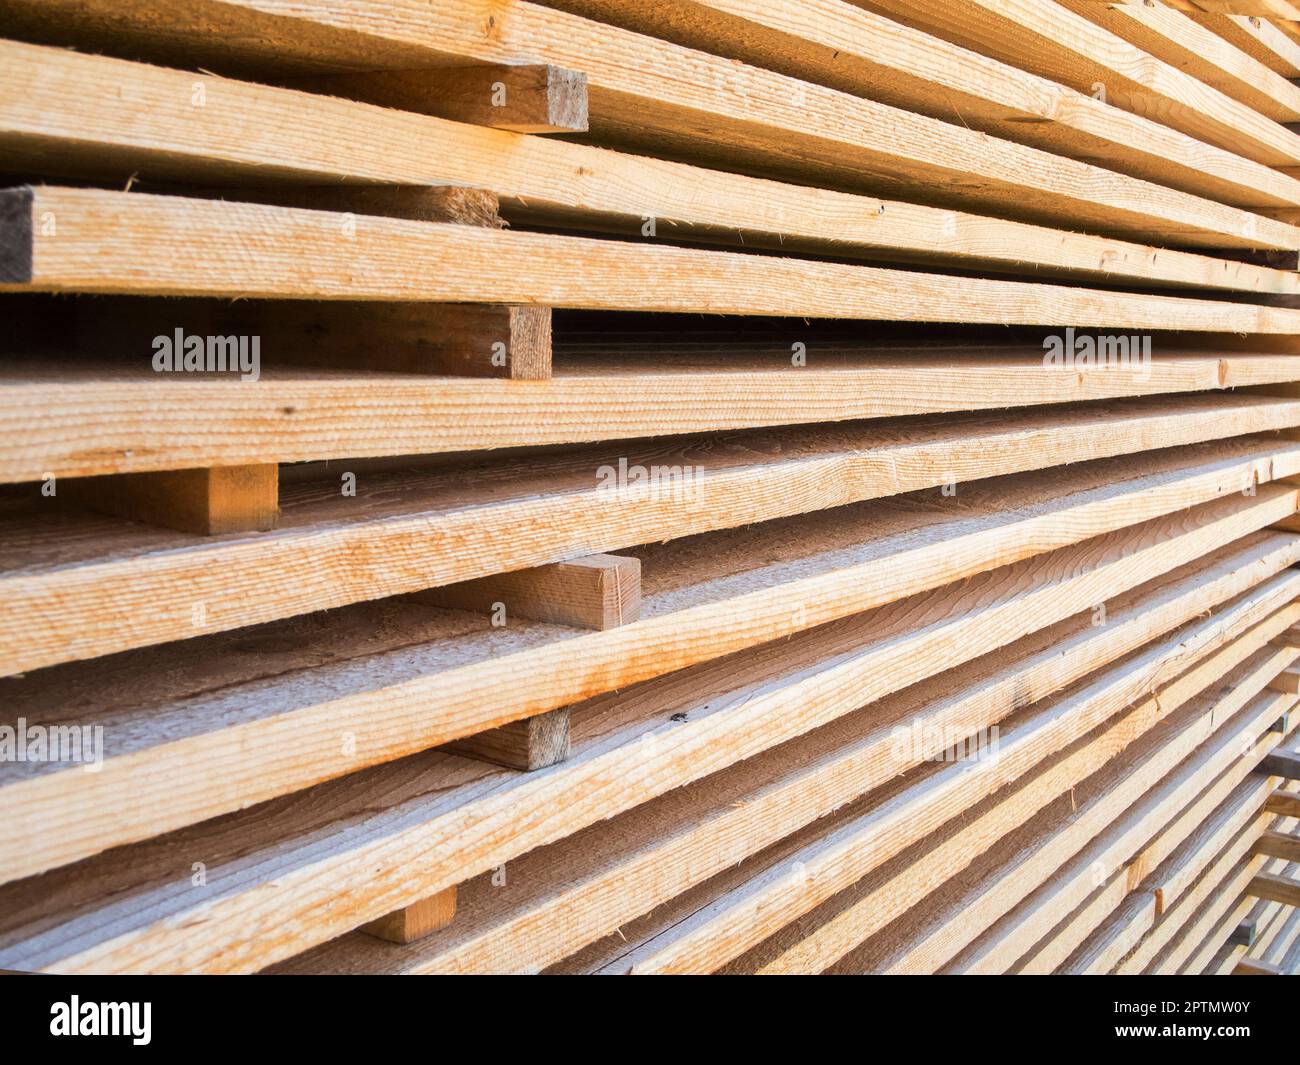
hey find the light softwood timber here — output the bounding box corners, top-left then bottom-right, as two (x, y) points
(1167, 798), (1300, 975)
(1269, 665), (1300, 692)
(4, 394), (1296, 676)
(1261, 749), (1300, 777)
(358, 887), (457, 945)
(420, 554), (640, 631)
(445, 707), (571, 774)
(1191, 888), (1265, 975)
(65, 464), (278, 536)
(9, 347), (1300, 482)
(275, 560), (1300, 975)
(1254, 828), (1300, 861)
(857, 0), (1300, 167)
(434, 554), (639, 771)
(7, 45), (1300, 288)
(8, 188), (1300, 331)
(1, 459), (1294, 884)
(1267, 908), (1300, 969)
(1187, 12), (1300, 77)
(832, 692), (1300, 976)
(1117, 823), (1280, 974)
(163, 187), (550, 378)
(1167, 864), (1274, 974)
(184, 184), (505, 226)
(1013, 759), (1279, 972)
(0, 499), (1291, 972)
(614, 634), (1299, 975)
(1236, 957), (1284, 974)
(1267, 789), (1300, 816)
(295, 64), (588, 133)
(1059, 0), (1300, 120)
(0, 9), (1294, 248)
(1248, 870), (1300, 905)
(546, 0), (1300, 209)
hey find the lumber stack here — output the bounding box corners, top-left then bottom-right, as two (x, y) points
(3, 0), (1300, 976)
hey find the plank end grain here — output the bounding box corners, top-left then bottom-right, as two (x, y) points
(67, 464), (279, 535)
(0, 187), (34, 285)
(358, 886), (458, 945)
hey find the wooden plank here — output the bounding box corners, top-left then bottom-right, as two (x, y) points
(1161, 862), (1272, 973)
(445, 707), (571, 774)
(1060, 0), (1300, 121)
(1267, 788), (1300, 815)
(295, 64), (589, 133)
(1235, 956), (1284, 974)
(1065, 777), (1281, 974)
(4, 393), (1296, 675)
(722, 644), (1300, 977)
(1188, 13), (1300, 77)
(183, 184), (505, 226)
(960, 731), (1286, 973)
(853, 701), (1299, 976)
(1248, 869), (1300, 904)
(1129, 840), (1276, 974)
(8, 347), (1300, 482)
(272, 567), (1300, 974)
(176, 187), (551, 378)
(0, 499), (1293, 972)
(9, 188), (1300, 332)
(1261, 749), (1300, 777)
(6, 43), (1300, 288)
(62, 464), (279, 536)
(1254, 828), (1300, 861)
(433, 555), (638, 771)
(0, 6), (1295, 247)
(1, 460), (1294, 884)
(422, 555), (641, 631)
(1269, 665), (1300, 692)
(859, 0), (1300, 167)
(547, 0), (1300, 209)
(358, 887), (457, 945)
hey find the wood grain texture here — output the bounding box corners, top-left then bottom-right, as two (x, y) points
(1059, 0), (1300, 121)
(1267, 789), (1300, 816)
(0, 494), (1289, 972)
(445, 707), (572, 773)
(5, 395), (1295, 676)
(296, 64), (589, 133)
(6, 43), (1300, 288)
(595, 625), (1298, 975)
(831, 678), (1299, 975)
(2, 451), (1293, 883)
(856, 0), (1300, 167)
(1235, 957), (1284, 974)
(1248, 870), (1300, 905)
(1114, 819), (1280, 974)
(66, 464), (279, 535)
(422, 554), (640, 631)
(274, 551), (1300, 974)
(358, 887), (457, 944)
(1186, 12), (1300, 78)
(1253, 828), (1300, 862)
(997, 744), (1285, 973)
(11, 187), (1300, 326)
(0, 3), (1295, 246)
(547, 0), (1300, 210)
(7, 347), (1300, 481)
(1268, 664), (1300, 692)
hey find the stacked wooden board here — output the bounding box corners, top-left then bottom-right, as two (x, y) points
(2, 0), (1300, 975)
